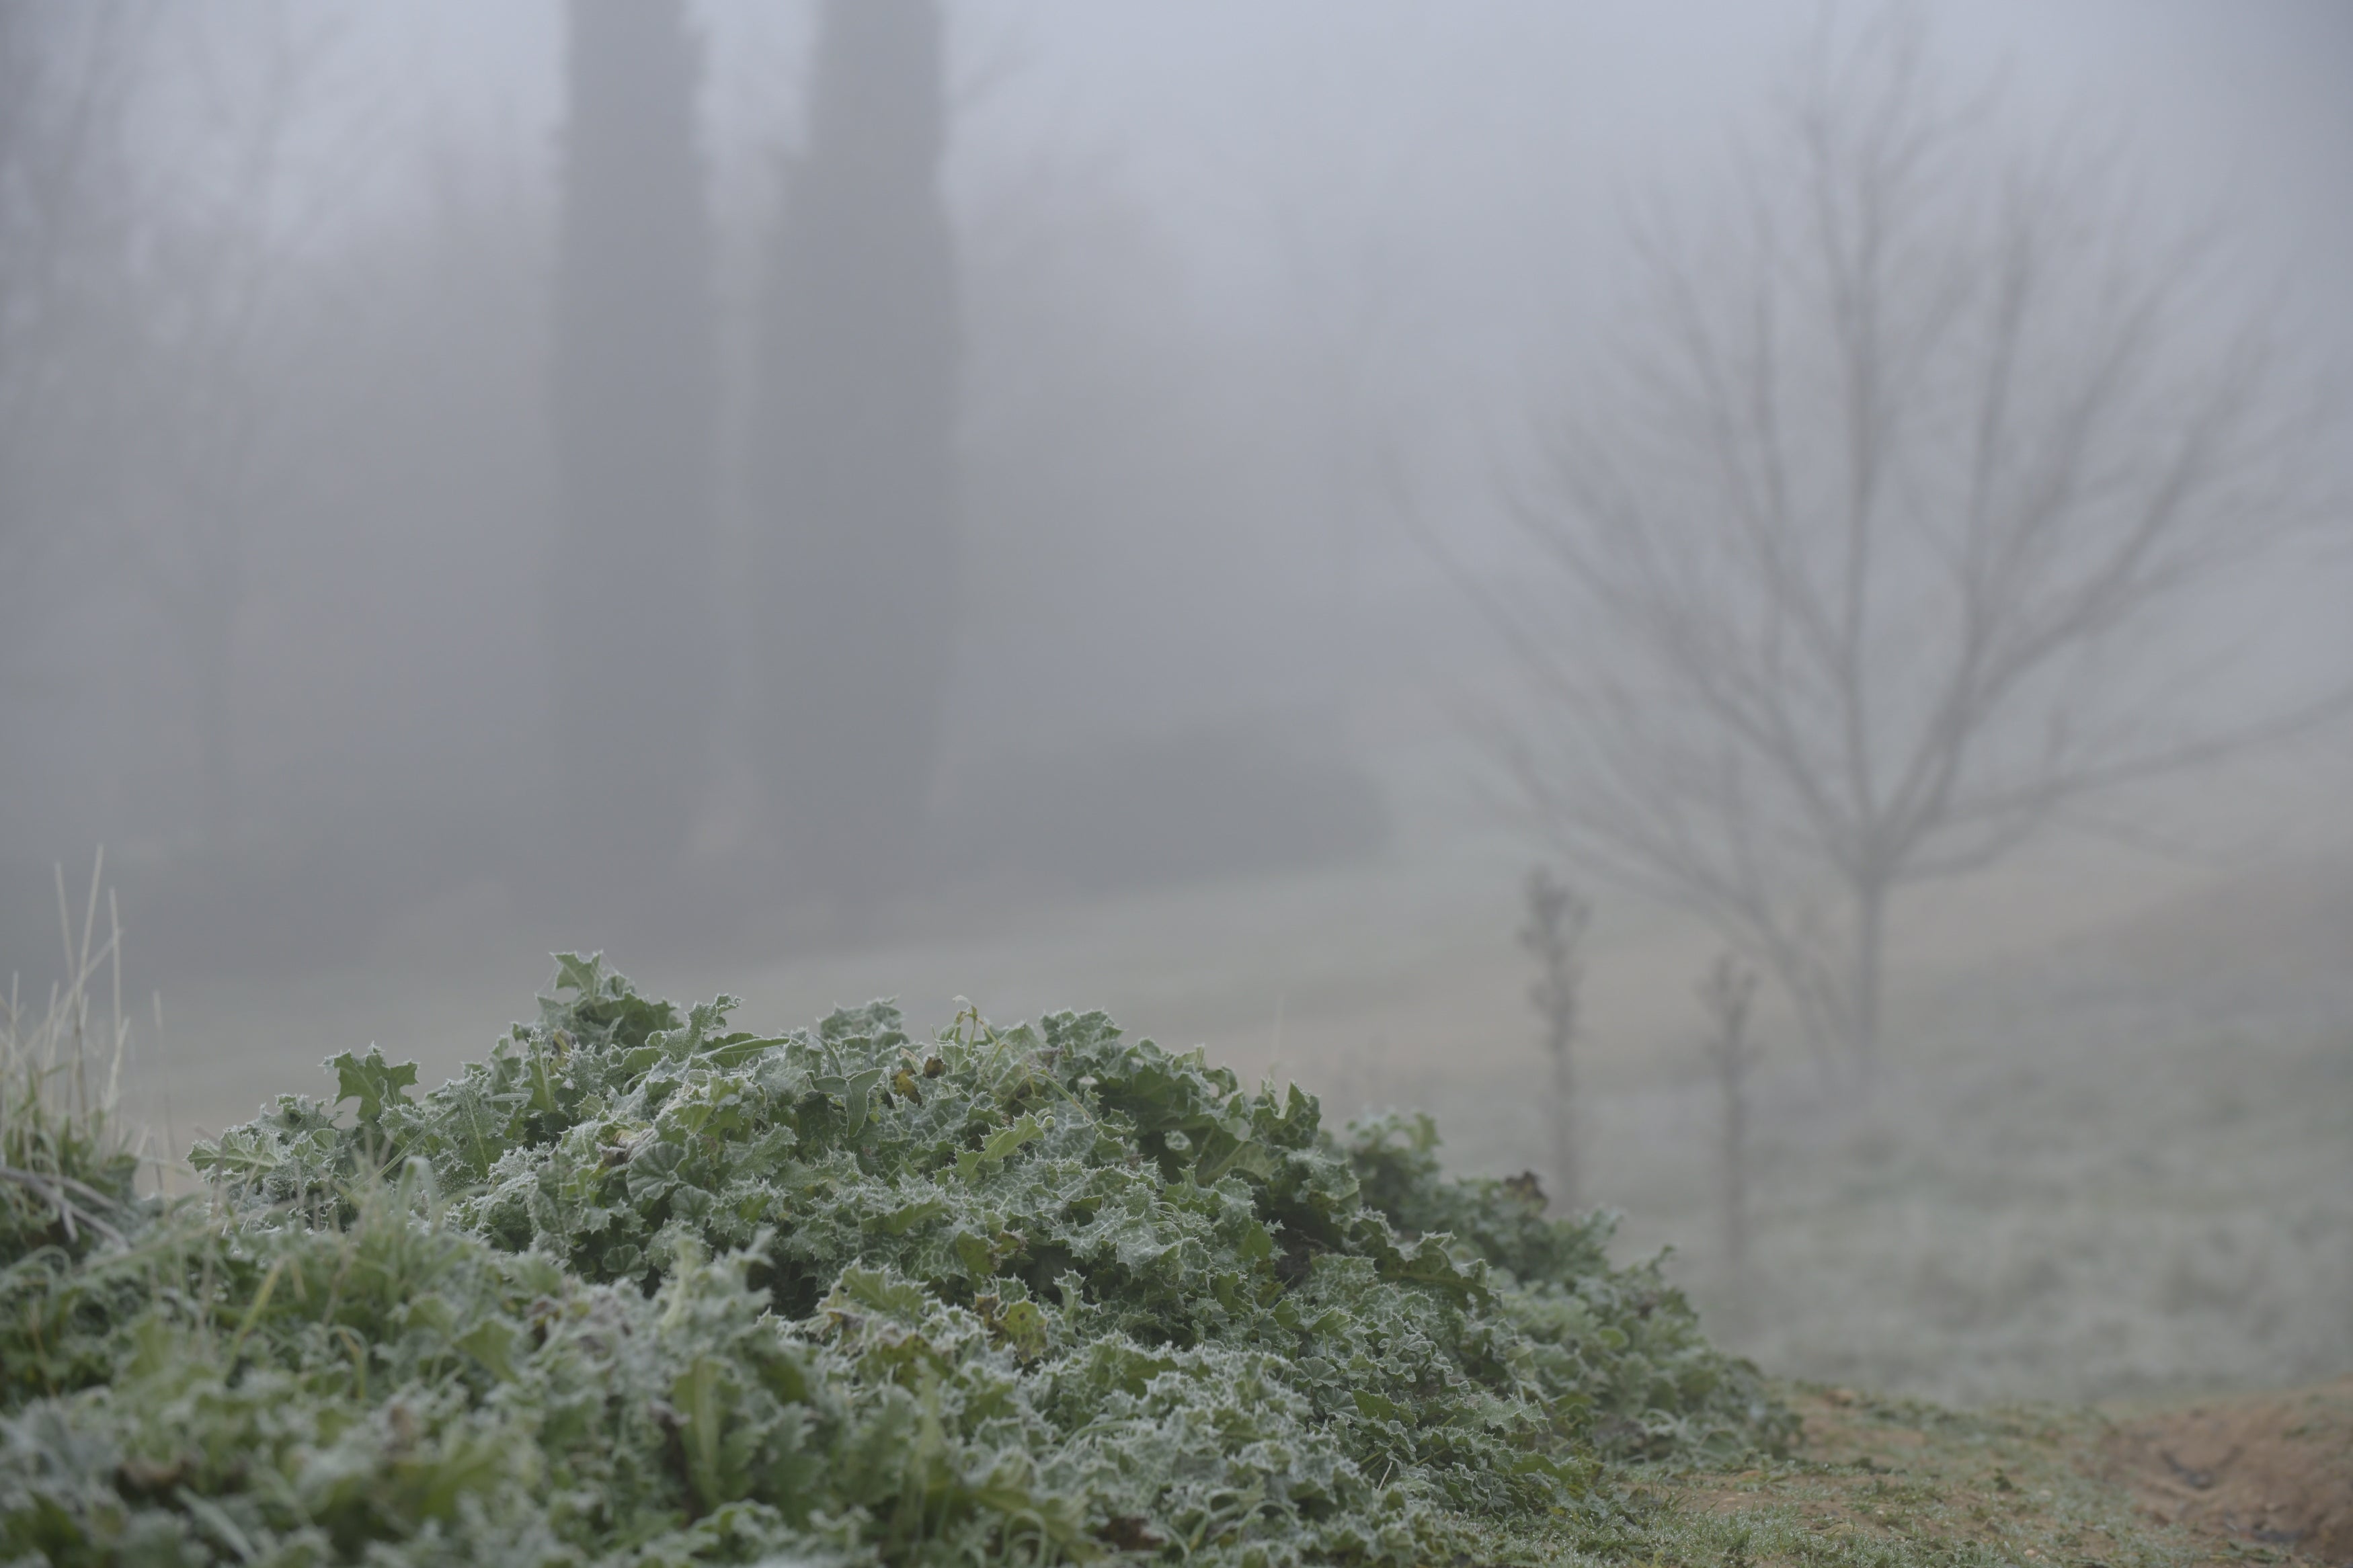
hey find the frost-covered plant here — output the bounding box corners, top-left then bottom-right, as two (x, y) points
(1, 858), (143, 1273)
(1, 958), (1788, 1565)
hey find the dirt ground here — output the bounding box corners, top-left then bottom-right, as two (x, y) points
(2100, 1378), (2353, 1563)
(1686, 1381), (2353, 1568)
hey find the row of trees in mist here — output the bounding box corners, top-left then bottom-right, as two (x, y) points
(1, 0), (1383, 961)
(0, 0), (965, 907)
(7, 0), (2331, 1026)
(569, 0), (1377, 907)
(555, 0), (959, 897)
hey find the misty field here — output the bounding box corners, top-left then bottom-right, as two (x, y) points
(7, 2), (2350, 1559)
(122, 772), (2353, 1416)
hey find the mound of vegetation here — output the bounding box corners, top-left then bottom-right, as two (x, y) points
(1, 957), (1788, 1566)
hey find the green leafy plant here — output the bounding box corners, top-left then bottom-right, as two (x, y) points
(3, 957), (1789, 1565)
(2, 858), (143, 1275)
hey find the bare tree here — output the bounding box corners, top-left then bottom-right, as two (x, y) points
(1486, 11), (2329, 1082)
(1697, 952), (1762, 1277)
(1519, 866), (1590, 1212)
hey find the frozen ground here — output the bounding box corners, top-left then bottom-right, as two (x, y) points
(64, 732), (2353, 1409)
(1349, 843), (2353, 1406)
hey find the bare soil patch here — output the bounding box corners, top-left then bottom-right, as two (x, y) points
(1664, 1380), (2353, 1568)
(2102, 1377), (2353, 1563)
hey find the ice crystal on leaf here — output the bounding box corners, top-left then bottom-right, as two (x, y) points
(1, 957), (1788, 1565)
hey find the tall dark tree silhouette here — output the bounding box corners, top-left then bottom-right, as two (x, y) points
(750, 0), (959, 901)
(549, 0), (717, 868)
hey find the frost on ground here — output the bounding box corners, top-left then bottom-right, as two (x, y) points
(1, 961), (1790, 1565)
(1409, 860), (2353, 1409)
(112, 835), (2353, 1415)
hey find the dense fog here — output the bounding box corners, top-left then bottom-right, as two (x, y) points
(3, 1), (2349, 1402)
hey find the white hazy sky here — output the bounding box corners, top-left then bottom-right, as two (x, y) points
(306, 1), (2353, 686)
(366, 2), (2352, 281)
(343, 1), (2353, 448)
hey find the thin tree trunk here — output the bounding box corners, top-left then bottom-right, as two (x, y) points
(1548, 1038), (1577, 1216)
(1699, 952), (1760, 1288)
(1852, 876), (1887, 1089)
(1720, 1061), (1747, 1272)
(1521, 868), (1589, 1214)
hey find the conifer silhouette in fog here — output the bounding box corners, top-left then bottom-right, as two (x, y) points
(751, 0), (959, 901)
(550, 0), (718, 869)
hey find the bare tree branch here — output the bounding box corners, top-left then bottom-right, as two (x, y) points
(1482, 10), (2337, 1083)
